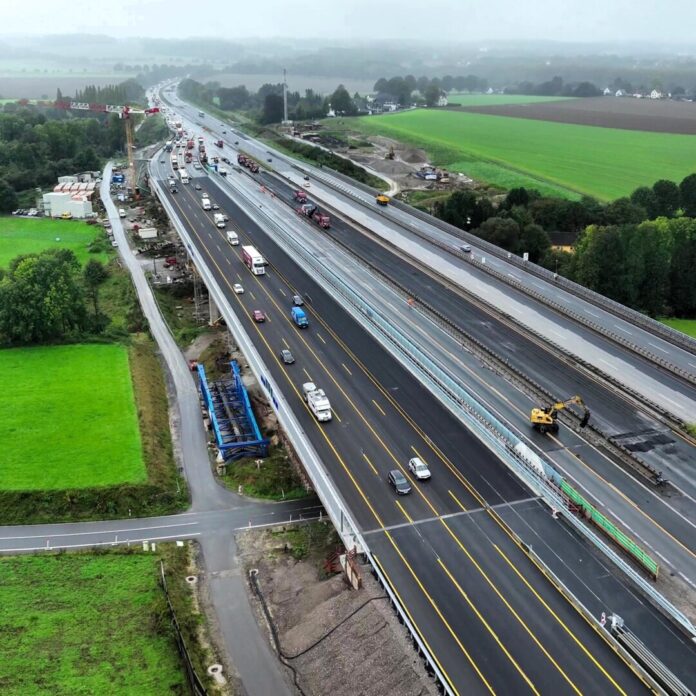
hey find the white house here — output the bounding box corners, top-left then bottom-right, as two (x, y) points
(650, 89), (663, 99)
(437, 94), (449, 107)
(603, 87), (612, 96)
(42, 191), (93, 218)
(615, 89), (626, 97)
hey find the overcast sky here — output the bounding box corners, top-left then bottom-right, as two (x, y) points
(2, 0), (695, 43)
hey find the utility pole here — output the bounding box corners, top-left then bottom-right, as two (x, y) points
(283, 69), (288, 123)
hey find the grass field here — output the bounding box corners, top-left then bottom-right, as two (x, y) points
(0, 343), (146, 491)
(0, 553), (185, 695)
(660, 318), (696, 339)
(351, 109), (696, 200)
(447, 94), (573, 106)
(0, 217), (108, 268)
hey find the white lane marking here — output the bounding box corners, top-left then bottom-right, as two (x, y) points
(614, 324), (633, 335)
(585, 309), (600, 318)
(648, 342), (669, 354)
(0, 521), (198, 541)
(689, 362), (696, 370)
(216, 243), (222, 252)
(549, 329), (564, 339)
(658, 393), (683, 409)
(599, 358), (617, 370)
(531, 281), (545, 289)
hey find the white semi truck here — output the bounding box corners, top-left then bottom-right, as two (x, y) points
(201, 197), (211, 211)
(213, 213), (225, 228)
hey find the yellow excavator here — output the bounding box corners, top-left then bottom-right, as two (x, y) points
(530, 396), (590, 433)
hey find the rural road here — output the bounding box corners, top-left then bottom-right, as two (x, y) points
(0, 163), (326, 696)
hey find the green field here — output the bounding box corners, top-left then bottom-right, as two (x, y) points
(0, 343), (146, 491)
(447, 94), (573, 106)
(0, 553), (184, 695)
(0, 217), (108, 268)
(351, 110), (696, 200)
(660, 318), (696, 339)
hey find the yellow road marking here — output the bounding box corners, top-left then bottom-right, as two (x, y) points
(362, 452), (379, 476)
(448, 490), (468, 512)
(395, 499), (413, 524)
(372, 399), (386, 416)
(438, 559), (540, 696)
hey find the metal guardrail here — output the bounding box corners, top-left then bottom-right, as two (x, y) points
(150, 165), (455, 696)
(302, 160), (696, 359)
(207, 169), (696, 643)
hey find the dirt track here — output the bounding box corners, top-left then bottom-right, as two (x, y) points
(449, 96), (696, 134)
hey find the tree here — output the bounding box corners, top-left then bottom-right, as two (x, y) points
(475, 217), (520, 251)
(503, 187), (532, 209)
(0, 177), (17, 212)
(330, 85), (356, 115)
(260, 94), (284, 124)
(572, 225), (626, 302)
(434, 190), (493, 230)
(630, 186), (659, 219)
(679, 173), (696, 217)
(602, 197), (647, 225)
(218, 85), (249, 111)
(573, 81), (601, 97)
(424, 84), (442, 107)
(652, 179), (681, 217)
(0, 249), (86, 344)
(518, 224), (551, 262)
(83, 259), (109, 320)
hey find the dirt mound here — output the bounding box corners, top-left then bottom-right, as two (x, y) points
(401, 148), (428, 164)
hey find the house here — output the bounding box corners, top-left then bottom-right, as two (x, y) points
(437, 94), (449, 107)
(615, 89), (626, 97)
(650, 89), (663, 100)
(603, 87), (612, 96)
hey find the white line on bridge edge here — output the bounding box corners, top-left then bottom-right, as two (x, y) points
(648, 342), (669, 354)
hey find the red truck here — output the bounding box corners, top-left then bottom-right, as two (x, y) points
(215, 139), (224, 148)
(186, 139), (194, 150)
(297, 203), (330, 229)
(293, 190), (307, 203)
(237, 153), (259, 173)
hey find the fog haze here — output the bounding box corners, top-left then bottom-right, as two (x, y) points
(3, 0), (696, 43)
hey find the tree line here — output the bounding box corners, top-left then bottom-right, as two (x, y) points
(436, 173), (696, 318)
(0, 101), (129, 210)
(0, 249), (114, 345)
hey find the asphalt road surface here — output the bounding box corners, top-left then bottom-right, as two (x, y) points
(151, 142), (696, 692)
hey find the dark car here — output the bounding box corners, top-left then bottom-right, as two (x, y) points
(280, 349), (295, 365)
(292, 294), (304, 307)
(252, 309), (266, 323)
(195, 184), (202, 190)
(388, 470), (411, 495)
(170, 187), (178, 194)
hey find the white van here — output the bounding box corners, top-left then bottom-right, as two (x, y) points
(118, 208), (126, 218)
(226, 230), (239, 245)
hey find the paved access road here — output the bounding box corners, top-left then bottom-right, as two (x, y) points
(151, 144), (693, 693)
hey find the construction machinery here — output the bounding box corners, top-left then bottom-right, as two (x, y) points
(385, 145), (395, 160)
(530, 396), (590, 433)
(54, 100), (160, 193)
(376, 194), (390, 206)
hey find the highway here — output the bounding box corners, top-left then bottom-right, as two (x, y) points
(165, 92), (696, 429)
(150, 132), (696, 692)
(247, 168), (696, 590)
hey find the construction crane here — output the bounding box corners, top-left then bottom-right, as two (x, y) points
(530, 395), (590, 433)
(54, 100), (160, 191)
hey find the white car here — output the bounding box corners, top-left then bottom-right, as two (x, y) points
(233, 283), (244, 294)
(408, 457), (431, 480)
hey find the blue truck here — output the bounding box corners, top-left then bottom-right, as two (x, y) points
(291, 307), (308, 328)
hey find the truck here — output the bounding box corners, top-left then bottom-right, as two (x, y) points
(198, 110), (205, 118)
(179, 168), (189, 184)
(165, 140), (173, 152)
(241, 245), (266, 275)
(237, 153), (260, 173)
(184, 151), (193, 164)
(198, 142), (206, 153)
(376, 194), (390, 206)
(302, 382), (332, 422)
(297, 203), (330, 229)
(213, 213), (225, 228)
(293, 189), (307, 203)
(201, 197), (211, 211)
(226, 230), (239, 246)
(215, 139), (223, 148)
(291, 306), (309, 328)
(186, 139), (194, 150)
